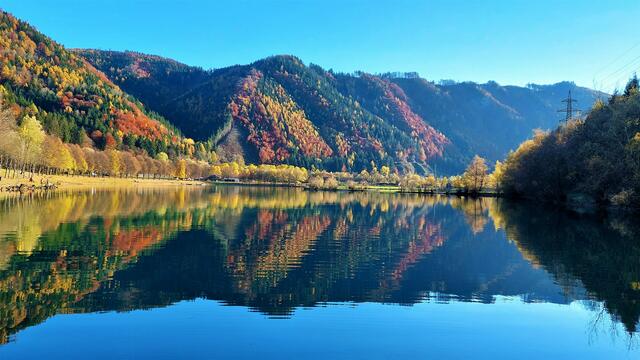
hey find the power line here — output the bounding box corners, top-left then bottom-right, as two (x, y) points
(598, 53), (640, 90)
(557, 91), (580, 124)
(602, 68), (640, 93)
(591, 41), (640, 93)
(605, 54), (640, 81)
(593, 41), (640, 78)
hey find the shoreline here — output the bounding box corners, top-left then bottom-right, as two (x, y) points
(0, 175), (501, 198)
(211, 180), (501, 197)
(1, 176), (634, 214)
(0, 174), (207, 193)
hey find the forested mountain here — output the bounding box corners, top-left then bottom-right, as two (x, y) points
(79, 49), (604, 174)
(389, 78), (603, 171)
(79, 52), (438, 172)
(0, 11), (196, 157)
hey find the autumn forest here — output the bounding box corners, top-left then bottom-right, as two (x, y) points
(1, 2), (640, 358)
(0, 10), (609, 187)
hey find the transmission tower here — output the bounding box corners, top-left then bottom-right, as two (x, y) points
(557, 91), (580, 123)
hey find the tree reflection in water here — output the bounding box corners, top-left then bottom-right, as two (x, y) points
(0, 186), (638, 345)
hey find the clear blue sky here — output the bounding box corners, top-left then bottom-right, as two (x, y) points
(3, 0), (639, 92)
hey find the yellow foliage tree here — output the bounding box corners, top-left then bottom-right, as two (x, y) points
(107, 150), (121, 176)
(210, 165), (222, 178)
(42, 135), (75, 170)
(175, 159), (187, 179)
(487, 160), (505, 189)
(156, 152), (169, 162)
(462, 155), (488, 193)
(17, 114), (45, 165)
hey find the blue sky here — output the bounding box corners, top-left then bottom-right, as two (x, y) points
(3, 0), (639, 92)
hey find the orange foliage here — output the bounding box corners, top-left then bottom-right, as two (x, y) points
(373, 75), (449, 160)
(104, 133), (117, 149)
(0, 11), (179, 150)
(110, 227), (163, 257)
(230, 70), (333, 163)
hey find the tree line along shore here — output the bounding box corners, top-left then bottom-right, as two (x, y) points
(0, 146), (498, 197)
(2, 76), (638, 215)
(0, 85), (498, 195)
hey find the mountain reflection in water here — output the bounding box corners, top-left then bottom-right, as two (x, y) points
(0, 186), (638, 348)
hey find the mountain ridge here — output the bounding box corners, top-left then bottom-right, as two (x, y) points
(77, 49), (605, 173)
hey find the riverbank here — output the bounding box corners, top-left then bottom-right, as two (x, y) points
(211, 180), (500, 197)
(0, 172), (501, 199)
(0, 174), (206, 192)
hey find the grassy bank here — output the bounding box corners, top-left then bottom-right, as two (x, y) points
(0, 173), (206, 192)
(246, 181), (499, 196)
(332, 184), (499, 196)
(0, 171), (499, 198)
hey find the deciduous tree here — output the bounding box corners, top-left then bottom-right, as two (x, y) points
(462, 155), (488, 193)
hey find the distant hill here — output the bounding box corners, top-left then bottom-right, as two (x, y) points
(390, 78), (605, 172)
(78, 50), (605, 174)
(0, 11), (194, 158)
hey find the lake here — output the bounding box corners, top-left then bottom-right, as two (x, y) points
(0, 186), (638, 359)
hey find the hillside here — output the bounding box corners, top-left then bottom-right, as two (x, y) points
(0, 11), (203, 159)
(78, 52), (437, 172)
(78, 50), (604, 174)
(498, 77), (640, 211)
(389, 78), (604, 170)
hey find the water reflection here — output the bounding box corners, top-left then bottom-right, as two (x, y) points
(495, 201), (640, 334)
(0, 186), (638, 345)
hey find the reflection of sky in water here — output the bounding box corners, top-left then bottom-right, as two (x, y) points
(1, 299), (634, 360)
(0, 186), (638, 358)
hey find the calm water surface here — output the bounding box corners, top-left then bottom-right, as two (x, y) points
(0, 186), (638, 359)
